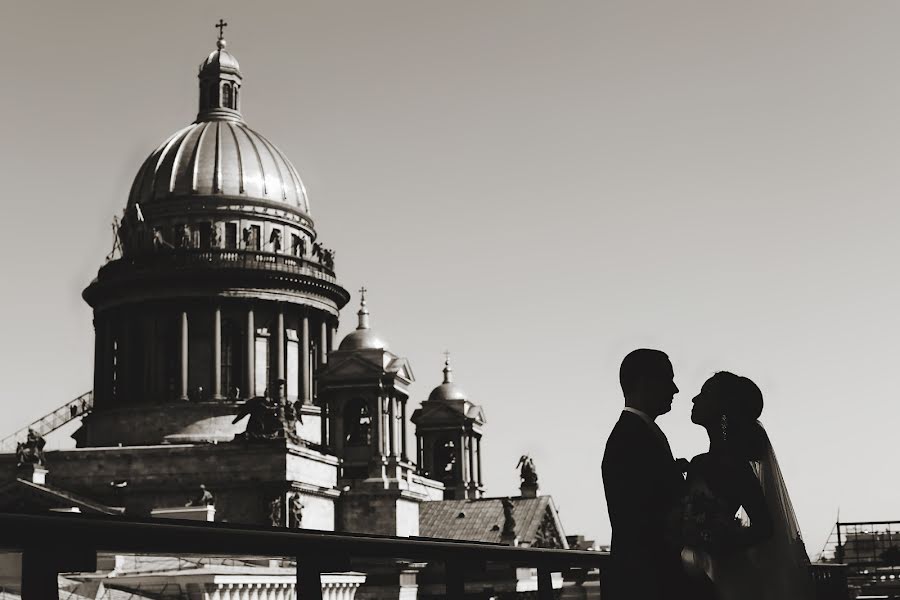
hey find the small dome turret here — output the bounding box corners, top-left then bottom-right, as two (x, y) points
(428, 353), (468, 402)
(339, 288), (390, 351)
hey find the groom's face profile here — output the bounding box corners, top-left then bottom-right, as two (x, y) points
(621, 349), (679, 418)
(640, 358), (678, 417)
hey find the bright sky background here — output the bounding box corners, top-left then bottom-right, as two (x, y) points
(2, 1), (900, 556)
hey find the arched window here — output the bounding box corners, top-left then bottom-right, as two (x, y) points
(344, 398), (371, 446)
(433, 436), (457, 483)
(223, 84), (233, 109)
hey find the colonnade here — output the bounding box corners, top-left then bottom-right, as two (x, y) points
(416, 430), (483, 496)
(375, 394), (409, 462)
(92, 302), (339, 409)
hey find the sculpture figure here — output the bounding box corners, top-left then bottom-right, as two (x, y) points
(269, 229), (282, 252)
(180, 224), (193, 249)
(289, 492), (305, 528)
(517, 454), (538, 485)
(501, 497), (517, 537)
(15, 429), (46, 468)
(268, 495), (283, 527)
(322, 248), (335, 270)
(185, 484), (215, 507)
(232, 395), (283, 441)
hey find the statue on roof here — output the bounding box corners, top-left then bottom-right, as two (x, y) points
(232, 394), (283, 441)
(501, 497), (517, 537)
(16, 429), (46, 468)
(185, 484), (215, 507)
(517, 454), (538, 485)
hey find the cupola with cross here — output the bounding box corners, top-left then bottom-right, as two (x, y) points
(411, 354), (486, 500)
(80, 23), (348, 447)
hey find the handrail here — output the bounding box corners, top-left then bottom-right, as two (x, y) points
(0, 391), (92, 453)
(0, 512), (606, 600)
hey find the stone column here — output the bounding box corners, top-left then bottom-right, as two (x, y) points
(327, 321), (336, 355)
(387, 395), (397, 458)
(475, 436), (484, 486)
(179, 311), (189, 401)
(400, 398), (408, 461)
(213, 305), (223, 399)
(245, 308), (255, 399)
(319, 320), (328, 366)
(301, 314), (311, 404)
(466, 433), (478, 498)
(373, 396), (384, 457)
(275, 307), (285, 389)
(92, 316), (105, 408)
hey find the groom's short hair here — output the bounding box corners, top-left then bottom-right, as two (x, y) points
(620, 348), (670, 396)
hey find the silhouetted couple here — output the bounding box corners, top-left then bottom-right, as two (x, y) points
(601, 349), (814, 600)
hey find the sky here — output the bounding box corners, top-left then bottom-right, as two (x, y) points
(2, 0), (900, 556)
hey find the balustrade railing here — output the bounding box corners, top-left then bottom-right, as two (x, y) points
(0, 512), (606, 600)
(100, 248), (337, 283)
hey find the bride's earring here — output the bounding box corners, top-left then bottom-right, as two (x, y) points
(720, 415), (728, 441)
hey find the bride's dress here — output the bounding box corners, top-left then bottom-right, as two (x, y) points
(683, 424), (815, 600)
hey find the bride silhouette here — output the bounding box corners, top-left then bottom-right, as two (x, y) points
(682, 372), (814, 599)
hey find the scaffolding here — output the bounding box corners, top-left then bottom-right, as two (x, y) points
(0, 391), (92, 453)
(820, 520), (900, 598)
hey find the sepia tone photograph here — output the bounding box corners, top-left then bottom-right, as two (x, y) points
(0, 2), (897, 599)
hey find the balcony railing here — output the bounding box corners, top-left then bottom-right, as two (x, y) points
(99, 248), (338, 283)
(0, 512), (606, 600)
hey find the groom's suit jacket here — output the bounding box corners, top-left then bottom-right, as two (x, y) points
(602, 410), (686, 600)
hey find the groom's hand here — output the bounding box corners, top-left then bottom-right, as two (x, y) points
(675, 458), (690, 474)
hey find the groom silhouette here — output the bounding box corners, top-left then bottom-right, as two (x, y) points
(602, 349), (687, 600)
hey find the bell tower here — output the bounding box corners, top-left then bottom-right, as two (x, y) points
(319, 291), (442, 536)
(411, 354), (486, 500)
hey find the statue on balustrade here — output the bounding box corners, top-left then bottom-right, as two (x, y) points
(152, 227), (174, 251)
(292, 236), (306, 258)
(180, 224), (193, 249)
(268, 494), (283, 527)
(269, 229), (282, 252)
(517, 454), (538, 485)
(210, 223), (221, 249)
(16, 429), (46, 468)
(185, 484), (215, 507)
(232, 395), (283, 441)
(322, 248), (335, 270)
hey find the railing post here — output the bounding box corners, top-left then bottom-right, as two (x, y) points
(21, 548), (59, 600)
(297, 559), (323, 600)
(537, 568), (554, 600)
(22, 545), (96, 600)
(446, 560), (465, 600)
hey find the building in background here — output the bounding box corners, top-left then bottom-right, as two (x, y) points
(0, 28), (587, 600)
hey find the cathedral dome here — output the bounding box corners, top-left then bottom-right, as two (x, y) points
(127, 121), (309, 212)
(428, 355), (468, 402)
(126, 33), (310, 215)
(339, 291), (389, 351)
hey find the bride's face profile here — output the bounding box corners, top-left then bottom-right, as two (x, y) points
(690, 378), (721, 427)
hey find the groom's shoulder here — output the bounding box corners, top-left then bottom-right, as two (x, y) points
(605, 411), (648, 446)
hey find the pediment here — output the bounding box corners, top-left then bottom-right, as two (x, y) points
(529, 502), (568, 549)
(321, 354), (386, 381)
(411, 400), (467, 425)
(386, 357), (415, 383)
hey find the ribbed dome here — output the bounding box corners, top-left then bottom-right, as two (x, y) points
(127, 120), (310, 212)
(200, 44), (240, 75)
